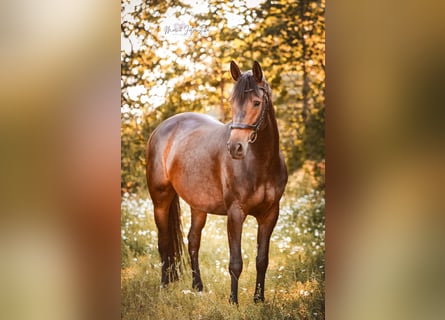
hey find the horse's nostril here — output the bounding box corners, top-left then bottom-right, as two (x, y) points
(227, 141), (245, 159)
(235, 143), (243, 155)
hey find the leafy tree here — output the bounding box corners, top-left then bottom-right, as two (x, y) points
(250, 0), (325, 171)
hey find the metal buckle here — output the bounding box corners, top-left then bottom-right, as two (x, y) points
(248, 130), (258, 143)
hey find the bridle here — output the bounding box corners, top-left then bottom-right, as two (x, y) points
(229, 85), (270, 143)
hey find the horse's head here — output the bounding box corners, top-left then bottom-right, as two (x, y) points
(227, 60), (271, 160)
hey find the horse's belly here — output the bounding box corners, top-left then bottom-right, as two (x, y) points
(176, 184), (226, 214)
(160, 114), (228, 214)
(170, 170), (226, 214)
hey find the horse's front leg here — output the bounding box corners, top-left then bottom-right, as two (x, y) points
(254, 205), (279, 303)
(227, 203), (246, 304)
(188, 208), (207, 291)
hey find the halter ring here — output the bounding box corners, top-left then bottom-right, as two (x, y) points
(248, 130), (258, 143)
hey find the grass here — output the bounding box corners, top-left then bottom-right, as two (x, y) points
(121, 172), (325, 319)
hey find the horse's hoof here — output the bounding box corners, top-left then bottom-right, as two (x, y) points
(192, 282), (203, 292)
(229, 297), (239, 305)
(253, 295), (265, 303)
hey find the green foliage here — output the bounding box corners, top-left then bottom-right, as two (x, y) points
(251, 0), (326, 172)
(121, 0), (325, 194)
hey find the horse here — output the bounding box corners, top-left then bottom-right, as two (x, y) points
(145, 60), (288, 304)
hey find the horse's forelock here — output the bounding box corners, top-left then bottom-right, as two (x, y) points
(229, 72), (262, 106)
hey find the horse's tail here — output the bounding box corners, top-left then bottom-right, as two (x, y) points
(168, 194), (185, 275)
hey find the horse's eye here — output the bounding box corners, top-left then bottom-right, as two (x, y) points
(254, 101), (261, 107)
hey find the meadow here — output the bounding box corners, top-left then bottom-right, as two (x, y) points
(121, 170), (325, 319)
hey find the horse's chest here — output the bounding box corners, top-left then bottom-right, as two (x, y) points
(237, 182), (276, 213)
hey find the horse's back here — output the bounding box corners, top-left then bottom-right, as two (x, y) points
(148, 112), (222, 152)
(155, 112), (222, 137)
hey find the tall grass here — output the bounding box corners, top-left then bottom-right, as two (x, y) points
(121, 171), (325, 319)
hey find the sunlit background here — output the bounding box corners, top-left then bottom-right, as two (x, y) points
(121, 0), (262, 108)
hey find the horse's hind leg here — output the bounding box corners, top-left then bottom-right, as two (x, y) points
(147, 132), (184, 286)
(188, 208), (207, 291)
(152, 188), (179, 286)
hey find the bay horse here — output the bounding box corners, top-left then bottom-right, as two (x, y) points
(146, 61), (287, 304)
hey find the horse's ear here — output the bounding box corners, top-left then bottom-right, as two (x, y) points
(252, 61), (263, 83)
(230, 61), (241, 81)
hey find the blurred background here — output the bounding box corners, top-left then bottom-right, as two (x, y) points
(327, 0), (445, 319)
(0, 0), (121, 319)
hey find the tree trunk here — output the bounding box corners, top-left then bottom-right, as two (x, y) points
(300, 0), (310, 123)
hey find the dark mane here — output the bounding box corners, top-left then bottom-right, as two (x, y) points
(229, 71), (262, 106)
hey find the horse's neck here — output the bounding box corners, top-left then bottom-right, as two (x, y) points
(252, 114), (280, 163)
